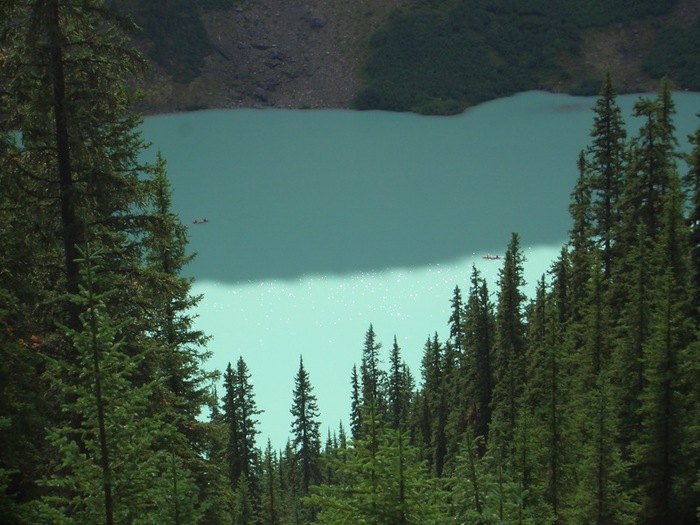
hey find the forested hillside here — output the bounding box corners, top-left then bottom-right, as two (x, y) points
(109, 0), (700, 114)
(354, 0), (694, 113)
(2, 2), (700, 525)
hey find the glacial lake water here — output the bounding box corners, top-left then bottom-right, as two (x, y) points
(141, 91), (700, 448)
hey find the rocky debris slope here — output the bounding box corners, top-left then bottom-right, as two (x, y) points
(139, 0), (403, 113)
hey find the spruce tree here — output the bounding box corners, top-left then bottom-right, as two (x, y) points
(463, 266), (495, 444)
(564, 256), (637, 524)
(633, 172), (693, 523)
(448, 286), (465, 352)
(222, 358), (262, 495)
(30, 246), (202, 524)
(201, 391), (236, 525)
(308, 422), (445, 524)
(685, 120), (700, 326)
(349, 364), (362, 439)
(259, 440), (282, 525)
(521, 275), (566, 520)
(568, 152), (595, 321)
(360, 324), (385, 417)
(489, 233), (527, 454)
(290, 356), (322, 496)
(621, 79), (679, 243)
(0, 3), (214, 518)
(387, 336), (412, 430)
(584, 73), (627, 279)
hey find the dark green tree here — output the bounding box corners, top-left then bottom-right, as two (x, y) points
(387, 336), (413, 430)
(685, 119), (700, 326)
(463, 266), (496, 444)
(290, 356), (322, 496)
(308, 420), (445, 524)
(633, 172), (693, 523)
(521, 275), (565, 520)
(489, 233), (527, 454)
(349, 364), (362, 440)
(448, 286), (465, 352)
(222, 357), (262, 495)
(29, 246), (202, 524)
(449, 429), (545, 525)
(0, 2), (214, 518)
(621, 79), (679, 243)
(583, 73), (628, 279)
(259, 440), (282, 525)
(568, 152), (596, 321)
(201, 391), (236, 525)
(360, 324), (385, 417)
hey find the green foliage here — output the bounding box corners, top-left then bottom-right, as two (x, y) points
(3, 3), (700, 518)
(488, 233), (527, 453)
(0, 1), (215, 520)
(290, 356), (322, 495)
(355, 0), (680, 114)
(308, 423), (446, 524)
(449, 432), (551, 525)
(643, 18), (700, 90)
(222, 358), (262, 492)
(28, 247), (203, 524)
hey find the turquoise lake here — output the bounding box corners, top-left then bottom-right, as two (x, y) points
(141, 91), (700, 447)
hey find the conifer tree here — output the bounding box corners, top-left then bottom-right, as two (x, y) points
(420, 333), (443, 403)
(259, 440), (282, 525)
(349, 364), (362, 439)
(463, 266), (495, 444)
(279, 439), (303, 524)
(448, 286), (465, 352)
(416, 333), (446, 474)
(564, 255), (636, 524)
(0, 287), (48, 521)
(489, 233), (527, 454)
(232, 473), (257, 525)
(521, 275), (567, 520)
(568, 152), (596, 320)
(201, 392), (236, 525)
(0, 0), (147, 302)
(308, 420), (445, 524)
(633, 172), (693, 523)
(31, 246), (202, 524)
(621, 79), (679, 243)
(450, 430), (545, 525)
(360, 324), (385, 417)
(290, 356), (322, 496)
(387, 336), (412, 430)
(222, 358), (262, 496)
(139, 155), (217, 505)
(0, 3), (214, 517)
(686, 120), (700, 326)
(584, 73), (627, 279)
(612, 223), (652, 458)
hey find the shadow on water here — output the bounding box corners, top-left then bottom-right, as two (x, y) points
(140, 91), (700, 284)
(181, 174), (571, 283)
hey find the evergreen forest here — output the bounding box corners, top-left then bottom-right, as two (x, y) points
(354, 0), (694, 114)
(1, 2), (700, 524)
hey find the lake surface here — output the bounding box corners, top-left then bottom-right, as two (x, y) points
(141, 91), (700, 448)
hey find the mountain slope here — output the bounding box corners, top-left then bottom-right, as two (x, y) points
(127, 0), (700, 114)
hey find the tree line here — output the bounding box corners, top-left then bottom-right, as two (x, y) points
(353, 0), (690, 114)
(1, 1), (699, 524)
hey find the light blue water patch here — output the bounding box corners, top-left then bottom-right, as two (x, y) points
(140, 91), (700, 447)
(192, 245), (563, 450)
